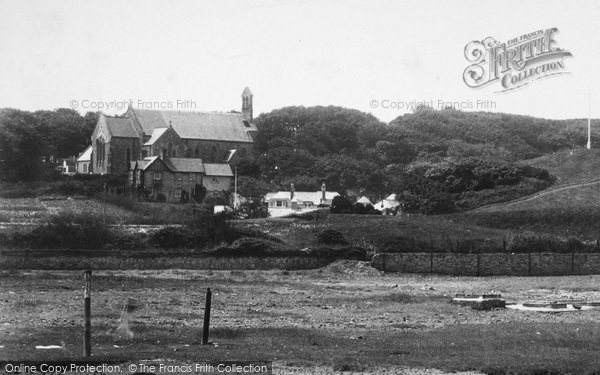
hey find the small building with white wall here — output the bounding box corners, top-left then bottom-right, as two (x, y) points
(265, 183), (339, 217)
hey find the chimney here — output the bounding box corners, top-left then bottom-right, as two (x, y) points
(290, 183), (295, 200)
(321, 182), (326, 203)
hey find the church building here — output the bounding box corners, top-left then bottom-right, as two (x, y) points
(89, 88), (256, 201)
(90, 87), (256, 176)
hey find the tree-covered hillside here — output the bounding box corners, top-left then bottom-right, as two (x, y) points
(389, 107), (599, 162)
(3, 104), (595, 214)
(249, 106), (592, 213)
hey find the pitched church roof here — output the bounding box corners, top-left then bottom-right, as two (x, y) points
(105, 116), (138, 138)
(144, 127), (169, 145)
(130, 108), (255, 143)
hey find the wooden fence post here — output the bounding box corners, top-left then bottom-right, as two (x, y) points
(202, 288), (212, 345)
(83, 269), (92, 357)
(430, 252), (433, 273)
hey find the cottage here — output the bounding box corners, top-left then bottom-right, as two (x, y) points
(374, 194), (401, 215)
(266, 183), (339, 217)
(129, 156), (232, 203)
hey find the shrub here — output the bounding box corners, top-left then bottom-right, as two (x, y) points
(13, 212), (114, 249)
(156, 193), (166, 203)
(286, 209), (329, 221)
(151, 226), (209, 249)
(330, 196), (353, 214)
(208, 237), (287, 257)
(236, 201), (269, 219)
(192, 184), (207, 203)
(317, 229), (348, 245)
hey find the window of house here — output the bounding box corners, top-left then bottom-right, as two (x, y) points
(153, 172), (162, 181)
(276, 200), (283, 207)
(136, 170), (141, 181)
(128, 171), (134, 182)
(243, 120), (251, 128)
(188, 173), (195, 181)
(174, 189), (181, 199)
(175, 173), (182, 181)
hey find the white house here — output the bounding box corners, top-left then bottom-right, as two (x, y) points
(374, 193), (401, 214)
(265, 183), (339, 217)
(356, 196), (372, 206)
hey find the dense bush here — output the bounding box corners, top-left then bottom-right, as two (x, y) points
(236, 201), (269, 219)
(151, 226), (209, 249)
(352, 203), (381, 215)
(398, 158), (555, 214)
(330, 195), (353, 214)
(317, 229), (348, 245)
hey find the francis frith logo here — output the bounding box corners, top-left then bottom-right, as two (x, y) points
(463, 28), (573, 92)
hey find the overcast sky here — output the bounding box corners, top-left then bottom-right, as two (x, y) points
(0, 0), (598, 123)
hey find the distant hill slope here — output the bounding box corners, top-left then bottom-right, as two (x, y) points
(470, 178), (600, 214)
(518, 148), (600, 186)
(464, 179), (600, 239)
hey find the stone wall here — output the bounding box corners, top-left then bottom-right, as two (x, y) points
(372, 252), (600, 276)
(0, 254), (334, 270)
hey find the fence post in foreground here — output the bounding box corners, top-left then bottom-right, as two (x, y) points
(202, 288), (212, 345)
(83, 269), (92, 357)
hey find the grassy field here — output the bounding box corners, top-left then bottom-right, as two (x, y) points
(0, 196), (199, 225)
(240, 213), (509, 251)
(3, 267), (600, 374)
(519, 148), (600, 186)
(463, 180), (600, 239)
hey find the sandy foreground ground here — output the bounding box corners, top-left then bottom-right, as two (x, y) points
(3, 261), (600, 374)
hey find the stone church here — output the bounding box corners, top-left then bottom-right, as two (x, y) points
(90, 87), (257, 176)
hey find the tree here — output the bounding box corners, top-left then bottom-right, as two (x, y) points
(192, 184), (207, 203)
(0, 109), (48, 181)
(330, 195), (353, 214)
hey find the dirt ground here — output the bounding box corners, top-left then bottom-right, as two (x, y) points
(3, 261), (600, 374)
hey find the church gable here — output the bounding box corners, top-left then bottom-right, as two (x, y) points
(143, 125), (185, 158)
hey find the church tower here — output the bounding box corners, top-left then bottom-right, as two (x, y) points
(242, 87), (253, 121)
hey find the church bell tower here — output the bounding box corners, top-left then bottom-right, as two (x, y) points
(242, 87), (253, 121)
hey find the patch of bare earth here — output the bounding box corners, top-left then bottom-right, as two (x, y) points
(3, 262), (600, 373)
